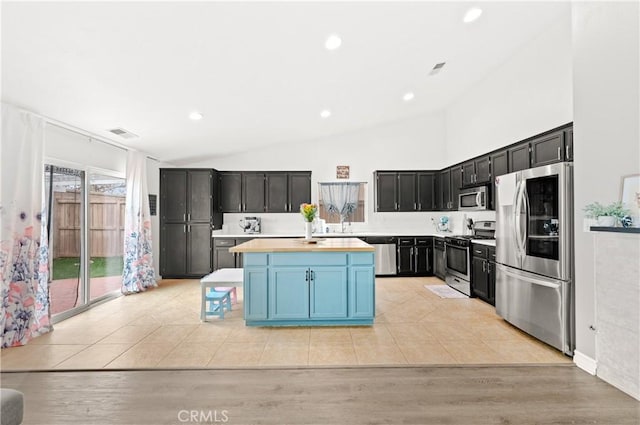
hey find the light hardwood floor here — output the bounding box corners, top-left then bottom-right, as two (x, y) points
(2, 366), (638, 425)
(0, 277), (570, 370)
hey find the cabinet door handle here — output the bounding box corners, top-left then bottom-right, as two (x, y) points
(311, 270), (315, 281)
(482, 260), (486, 272)
(414, 202), (417, 210)
(183, 225), (186, 233)
(187, 213), (191, 221)
(238, 203), (241, 212)
(557, 146), (562, 160)
(566, 145), (570, 159)
(188, 225), (191, 233)
(305, 270), (309, 282)
(183, 213), (186, 221)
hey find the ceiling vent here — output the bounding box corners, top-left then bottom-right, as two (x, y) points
(429, 62), (446, 76)
(107, 127), (139, 139)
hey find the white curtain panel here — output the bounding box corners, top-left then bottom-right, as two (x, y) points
(122, 150), (156, 294)
(319, 182), (360, 221)
(0, 104), (52, 347)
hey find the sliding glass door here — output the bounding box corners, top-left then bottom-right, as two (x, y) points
(45, 164), (87, 318)
(88, 172), (126, 302)
(45, 165), (125, 321)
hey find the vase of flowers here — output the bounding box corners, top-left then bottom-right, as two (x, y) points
(300, 203), (318, 240)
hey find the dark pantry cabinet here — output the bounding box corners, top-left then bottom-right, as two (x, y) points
(160, 168), (222, 278)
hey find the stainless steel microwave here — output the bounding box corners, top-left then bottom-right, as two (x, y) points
(458, 186), (488, 211)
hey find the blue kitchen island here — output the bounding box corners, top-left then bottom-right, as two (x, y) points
(230, 237), (375, 326)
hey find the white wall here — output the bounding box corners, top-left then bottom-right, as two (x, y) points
(45, 124), (127, 173)
(572, 1), (640, 365)
(186, 112), (473, 234)
(445, 15), (573, 165)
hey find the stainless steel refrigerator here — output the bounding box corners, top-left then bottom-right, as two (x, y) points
(495, 162), (574, 355)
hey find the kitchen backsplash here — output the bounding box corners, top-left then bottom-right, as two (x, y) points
(222, 210), (496, 235)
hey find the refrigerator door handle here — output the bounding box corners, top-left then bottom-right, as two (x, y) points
(514, 179), (525, 256)
(520, 183), (530, 255)
(498, 265), (561, 289)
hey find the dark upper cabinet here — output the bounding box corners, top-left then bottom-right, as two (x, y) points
(266, 172), (288, 213)
(475, 156), (491, 184)
(450, 166), (463, 210)
(461, 162), (475, 187)
(219, 172), (242, 213)
(161, 170), (187, 222)
(243, 173), (266, 213)
(161, 169), (214, 222)
(417, 172), (435, 211)
(508, 142), (531, 173)
(564, 128), (573, 161)
(397, 172), (417, 211)
(530, 131), (565, 168)
(462, 156), (491, 187)
(288, 172), (312, 212)
(376, 172), (399, 212)
(491, 150), (509, 179)
(220, 171), (311, 214)
(188, 170), (213, 221)
(438, 169), (451, 210)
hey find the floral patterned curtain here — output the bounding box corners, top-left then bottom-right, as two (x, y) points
(121, 151), (156, 294)
(1, 104), (52, 347)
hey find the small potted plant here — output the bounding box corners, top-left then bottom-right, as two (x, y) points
(583, 201), (631, 227)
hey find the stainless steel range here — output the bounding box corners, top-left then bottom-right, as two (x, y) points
(445, 221), (495, 296)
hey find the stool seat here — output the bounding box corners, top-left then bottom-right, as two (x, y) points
(202, 288), (232, 321)
(200, 268), (244, 322)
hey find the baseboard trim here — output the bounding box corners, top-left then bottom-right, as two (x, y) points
(573, 350), (597, 375)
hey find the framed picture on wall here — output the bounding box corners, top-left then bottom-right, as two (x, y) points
(620, 173), (640, 224)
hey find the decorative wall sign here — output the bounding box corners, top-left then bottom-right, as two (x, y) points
(336, 165), (350, 179)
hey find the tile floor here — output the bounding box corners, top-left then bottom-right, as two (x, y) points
(0, 277), (571, 370)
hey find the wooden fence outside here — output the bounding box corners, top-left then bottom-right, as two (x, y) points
(53, 191), (125, 258)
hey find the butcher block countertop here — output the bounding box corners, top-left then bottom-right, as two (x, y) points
(229, 237), (374, 253)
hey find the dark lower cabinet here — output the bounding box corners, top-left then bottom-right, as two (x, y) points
(433, 238), (446, 280)
(213, 238), (250, 270)
(471, 244), (495, 305)
(397, 237), (432, 276)
(161, 223), (212, 278)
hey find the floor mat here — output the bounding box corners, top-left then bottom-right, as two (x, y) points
(424, 284), (468, 299)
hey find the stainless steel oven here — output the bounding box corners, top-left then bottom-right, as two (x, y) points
(445, 237), (471, 296)
(444, 221), (495, 297)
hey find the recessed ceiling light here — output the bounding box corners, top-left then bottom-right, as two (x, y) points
(463, 7), (483, 23)
(320, 109), (332, 119)
(325, 34), (342, 51)
(403, 92), (415, 102)
(189, 111), (203, 121)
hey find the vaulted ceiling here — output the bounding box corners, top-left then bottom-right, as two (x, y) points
(2, 1), (569, 163)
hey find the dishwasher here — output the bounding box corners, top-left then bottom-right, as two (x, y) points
(364, 236), (397, 276)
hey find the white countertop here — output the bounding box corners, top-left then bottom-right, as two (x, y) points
(211, 230), (452, 238)
(471, 239), (496, 247)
